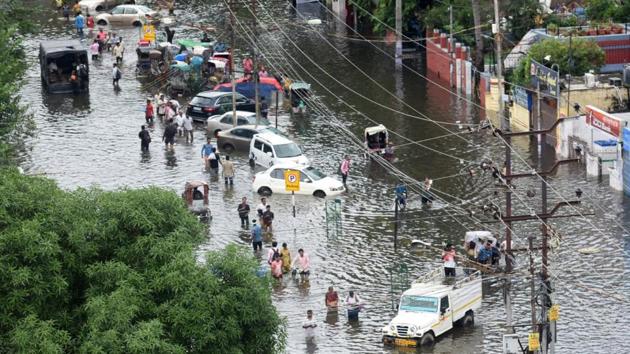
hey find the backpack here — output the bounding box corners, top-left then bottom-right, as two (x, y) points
(268, 247), (280, 263)
(115, 68), (122, 80)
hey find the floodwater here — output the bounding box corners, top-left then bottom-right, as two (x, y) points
(17, 1), (629, 353)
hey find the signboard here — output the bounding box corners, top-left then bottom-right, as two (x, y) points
(528, 333), (540, 351)
(530, 59), (559, 97)
(549, 304), (560, 321)
(142, 25), (156, 42)
(513, 86), (529, 109)
(284, 169), (300, 192)
(586, 105), (623, 137)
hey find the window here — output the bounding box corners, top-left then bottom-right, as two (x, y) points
(220, 116), (232, 124)
(270, 169), (284, 179)
(233, 129), (255, 139)
(262, 143), (273, 156)
(399, 296), (438, 313)
(236, 96), (249, 103)
(300, 173), (311, 183)
(215, 96), (229, 105)
(111, 6), (125, 14)
(190, 96), (216, 106)
(253, 139), (263, 150)
(440, 296), (450, 313)
(274, 143), (302, 158)
(305, 166), (326, 181)
(237, 118), (249, 125)
(124, 7), (138, 14)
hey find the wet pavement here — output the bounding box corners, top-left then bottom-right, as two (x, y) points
(17, 2), (630, 353)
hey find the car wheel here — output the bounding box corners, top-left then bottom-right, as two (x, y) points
(132, 21), (142, 27)
(258, 187), (272, 196)
(461, 310), (474, 327)
(222, 143), (235, 154)
(97, 19), (108, 26)
(249, 158), (256, 167)
(313, 190), (326, 198)
(420, 331), (435, 347)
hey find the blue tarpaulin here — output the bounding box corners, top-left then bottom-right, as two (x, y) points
(593, 139), (618, 147)
(214, 82), (278, 102)
(623, 128), (630, 152)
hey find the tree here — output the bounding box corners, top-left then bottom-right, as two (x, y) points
(511, 38), (605, 86)
(0, 0), (34, 165)
(505, 0), (542, 40)
(0, 169), (286, 353)
(585, 0), (618, 22)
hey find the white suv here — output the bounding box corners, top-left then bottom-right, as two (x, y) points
(249, 132), (309, 168)
(252, 164), (345, 197)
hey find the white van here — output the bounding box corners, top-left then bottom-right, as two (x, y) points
(249, 132), (309, 168)
(382, 266), (482, 347)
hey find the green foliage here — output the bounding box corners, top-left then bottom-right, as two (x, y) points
(586, 0), (618, 22)
(511, 38), (605, 86)
(423, 0), (479, 46)
(505, 0), (543, 39)
(350, 0), (418, 35)
(0, 169), (285, 353)
(0, 0), (34, 165)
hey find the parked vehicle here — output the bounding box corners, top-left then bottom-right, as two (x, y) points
(181, 180), (211, 222)
(249, 132), (309, 168)
(252, 164), (345, 197)
(206, 111), (270, 136)
(186, 91), (256, 122)
(382, 266), (481, 347)
(39, 40), (89, 94)
(79, 0), (134, 14)
(135, 44), (162, 76)
(365, 124), (389, 155)
(95, 5), (159, 27)
(217, 125), (284, 153)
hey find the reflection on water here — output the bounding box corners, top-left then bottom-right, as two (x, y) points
(17, 2), (630, 354)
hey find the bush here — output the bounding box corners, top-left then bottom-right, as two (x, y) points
(0, 169), (285, 353)
(512, 38), (605, 85)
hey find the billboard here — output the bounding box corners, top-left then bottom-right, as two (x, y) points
(530, 59), (559, 97)
(585, 105), (623, 137)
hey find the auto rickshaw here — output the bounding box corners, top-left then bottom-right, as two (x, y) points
(182, 180), (211, 222)
(364, 124), (389, 155)
(136, 46), (152, 75)
(289, 81), (311, 114)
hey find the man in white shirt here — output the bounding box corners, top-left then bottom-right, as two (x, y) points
(183, 114), (193, 143)
(257, 197), (268, 217)
(302, 310), (317, 339)
(175, 111), (185, 137)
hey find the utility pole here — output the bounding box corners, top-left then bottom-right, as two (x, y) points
(449, 4), (454, 87)
(251, 0), (261, 126)
(394, 0), (402, 66)
(229, 0), (237, 128)
(493, 0), (514, 336)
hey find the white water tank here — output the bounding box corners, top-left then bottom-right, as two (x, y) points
(585, 72), (596, 88)
(623, 64), (630, 87)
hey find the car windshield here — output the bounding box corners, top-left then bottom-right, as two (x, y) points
(399, 296), (438, 313)
(190, 96), (216, 106)
(137, 6), (153, 13)
(305, 166), (326, 181)
(260, 126), (285, 136)
(274, 143), (302, 158)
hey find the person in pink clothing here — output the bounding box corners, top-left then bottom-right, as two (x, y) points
(291, 248), (310, 276)
(340, 155), (350, 186)
(271, 255), (283, 279)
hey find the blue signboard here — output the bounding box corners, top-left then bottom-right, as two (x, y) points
(530, 59), (560, 97)
(513, 86), (529, 109)
(623, 127), (630, 152)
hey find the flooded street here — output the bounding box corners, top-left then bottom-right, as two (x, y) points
(18, 1), (629, 353)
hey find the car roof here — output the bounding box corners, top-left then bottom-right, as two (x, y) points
(197, 91), (239, 98)
(252, 131), (293, 144)
(265, 163), (313, 171)
(221, 110), (256, 116)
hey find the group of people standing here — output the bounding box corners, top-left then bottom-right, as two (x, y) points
(201, 138), (236, 183)
(138, 94), (195, 153)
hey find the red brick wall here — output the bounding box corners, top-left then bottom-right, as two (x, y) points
(479, 75), (487, 107)
(426, 39), (452, 83)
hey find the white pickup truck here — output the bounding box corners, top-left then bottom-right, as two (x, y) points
(382, 266), (482, 347)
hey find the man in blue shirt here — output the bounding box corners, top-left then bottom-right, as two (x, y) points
(395, 183), (407, 209)
(477, 241), (496, 265)
(251, 219), (263, 251)
(74, 12), (85, 36)
(200, 137), (215, 170)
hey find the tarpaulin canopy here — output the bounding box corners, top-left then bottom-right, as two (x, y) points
(213, 80), (281, 101)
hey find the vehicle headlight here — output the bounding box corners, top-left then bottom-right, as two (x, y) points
(409, 325), (417, 334)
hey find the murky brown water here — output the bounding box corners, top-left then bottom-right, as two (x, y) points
(17, 1), (629, 353)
